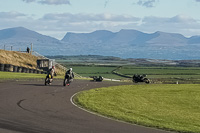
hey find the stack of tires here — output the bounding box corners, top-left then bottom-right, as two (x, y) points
(0, 64), (4, 71)
(0, 63), (45, 74)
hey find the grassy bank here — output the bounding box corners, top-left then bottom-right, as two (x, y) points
(74, 84), (200, 133)
(0, 49), (38, 69)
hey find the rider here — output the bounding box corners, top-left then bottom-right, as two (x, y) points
(65, 68), (74, 85)
(46, 66), (56, 80)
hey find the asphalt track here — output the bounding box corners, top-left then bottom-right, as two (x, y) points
(0, 79), (173, 133)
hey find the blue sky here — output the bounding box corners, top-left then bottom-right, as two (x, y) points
(0, 0), (200, 39)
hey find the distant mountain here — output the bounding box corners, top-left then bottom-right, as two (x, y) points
(0, 27), (200, 60)
(61, 29), (200, 59)
(0, 27), (59, 42)
(62, 29), (190, 46)
(188, 36), (200, 44)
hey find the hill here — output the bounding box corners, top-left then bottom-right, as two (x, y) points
(0, 50), (70, 76)
(0, 49), (38, 69)
(0, 27), (61, 55)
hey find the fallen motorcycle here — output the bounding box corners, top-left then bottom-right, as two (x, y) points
(132, 74), (150, 84)
(90, 76), (103, 82)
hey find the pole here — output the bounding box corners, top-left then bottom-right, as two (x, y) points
(31, 43), (33, 55)
(11, 46), (13, 51)
(4, 45), (5, 50)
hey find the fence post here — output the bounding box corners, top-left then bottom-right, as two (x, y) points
(31, 43), (33, 55)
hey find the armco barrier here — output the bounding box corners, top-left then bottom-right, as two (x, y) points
(4, 64), (13, 72)
(0, 64), (4, 71)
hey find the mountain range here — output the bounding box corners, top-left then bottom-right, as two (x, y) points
(0, 27), (200, 60)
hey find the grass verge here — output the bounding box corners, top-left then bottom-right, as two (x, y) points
(0, 71), (63, 81)
(74, 84), (200, 133)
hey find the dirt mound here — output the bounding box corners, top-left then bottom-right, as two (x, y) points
(0, 50), (38, 69)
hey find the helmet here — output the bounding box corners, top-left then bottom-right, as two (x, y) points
(69, 68), (72, 71)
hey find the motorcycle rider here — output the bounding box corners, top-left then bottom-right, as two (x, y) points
(45, 66), (56, 84)
(64, 68), (74, 86)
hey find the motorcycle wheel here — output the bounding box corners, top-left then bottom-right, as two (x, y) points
(63, 79), (66, 86)
(144, 78), (150, 84)
(45, 78), (47, 86)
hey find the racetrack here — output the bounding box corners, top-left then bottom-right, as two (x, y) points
(0, 79), (172, 133)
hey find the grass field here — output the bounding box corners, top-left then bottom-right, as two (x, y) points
(69, 66), (124, 79)
(59, 65), (200, 83)
(74, 84), (200, 133)
(0, 71), (63, 80)
(115, 66), (200, 83)
(116, 66), (200, 76)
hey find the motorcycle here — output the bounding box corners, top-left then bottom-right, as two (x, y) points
(63, 74), (73, 86)
(45, 74), (53, 85)
(132, 74), (150, 84)
(90, 76), (103, 82)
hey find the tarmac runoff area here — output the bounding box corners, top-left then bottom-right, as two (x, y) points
(0, 79), (173, 133)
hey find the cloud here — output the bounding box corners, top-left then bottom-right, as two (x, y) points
(140, 14), (200, 37)
(1, 11), (200, 39)
(169, 15), (196, 23)
(22, 0), (36, 3)
(136, 0), (158, 8)
(104, 0), (109, 8)
(195, 0), (200, 2)
(0, 12), (26, 19)
(22, 0), (70, 5)
(42, 13), (140, 22)
(38, 0), (70, 5)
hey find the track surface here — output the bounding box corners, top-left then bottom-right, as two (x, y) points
(0, 79), (172, 133)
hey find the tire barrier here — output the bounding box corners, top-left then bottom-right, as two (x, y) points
(17, 67), (22, 73)
(0, 64), (4, 71)
(22, 67), (27, 73)
(37, 70), (41, 74)
(4, 64), (13, 72)
(26, 68), (29, 73)
(0, 63), (46, 74)
(33, 69), (37, 74)
(13, 66), (18, 72)
(29, 69), (33, 73)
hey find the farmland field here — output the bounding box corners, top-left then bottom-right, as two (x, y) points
(114, 66), (200, 83)
(54, 56), (200, 83)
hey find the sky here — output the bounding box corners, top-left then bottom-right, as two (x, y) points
(0, 0), (200, 39)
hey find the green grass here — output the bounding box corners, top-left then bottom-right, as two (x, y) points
(58, 63), (200, 83)
(114, 66), (200, 83)
(0, 71), (63, 80)
(117, 66), (200, 75)
(74, 84), (200, 133)
(71, 66), (124, 79)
